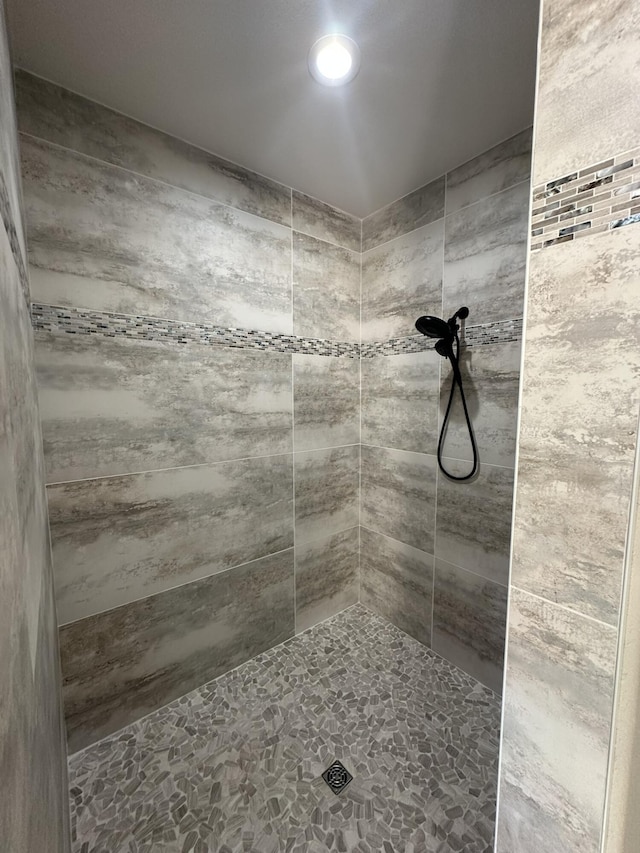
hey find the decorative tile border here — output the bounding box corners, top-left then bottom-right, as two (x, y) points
(531, 147), (640, 250)
(31, 303), (360, 357)
(360, 318), (523, 358)
(32, 304), (523, 358)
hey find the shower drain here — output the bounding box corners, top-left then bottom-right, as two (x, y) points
(322, 760), (353, 794)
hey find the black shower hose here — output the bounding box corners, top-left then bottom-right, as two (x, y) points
(437, 331), (479, 481)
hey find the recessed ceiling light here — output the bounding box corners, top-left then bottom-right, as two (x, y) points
(308, 34), (361, 87)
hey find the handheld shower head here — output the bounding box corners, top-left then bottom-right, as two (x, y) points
(414, 315), (451, 339)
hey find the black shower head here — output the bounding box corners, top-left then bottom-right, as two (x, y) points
(415, 306), (469, 339)
(415, 315), (451, 339)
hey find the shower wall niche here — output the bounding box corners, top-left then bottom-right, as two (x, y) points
(17, 68), (532, 751)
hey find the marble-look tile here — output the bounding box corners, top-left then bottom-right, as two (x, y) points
(361, 350), (440, 454)
(435, 460), (514, 585)
(0, 85), (69, 853)
(533, 0), (640, 185)
(292, 190), (360, 252)
(439, 340), (521, 468)
(293, 355), (359, 452)
(497, 588), (617, 853)
(16, 70), (292, 226)
(295, 527), (359, 632)
(294, 446), (359, 544)
(60, 549), (295, 751)
(35, 331), (292, 483)
(519, 228), (640, 467)
(0, 25), (27, 293)
(443, 181), (529, 324)
(362, 176), (445, 252)
(22, 136), (293, 332)
(511, 454), (631, 626)
(360, 445), (437, 554)
(432, 559), (507, 693)
(360, 526), (433, 647)
(48, 454), (293, 624)
(292, 231), (360, 341)
(361, 218), (443, 342)
(445, 129), (532, 215)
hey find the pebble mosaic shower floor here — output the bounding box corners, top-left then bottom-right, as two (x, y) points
(69, 605), (500, 853)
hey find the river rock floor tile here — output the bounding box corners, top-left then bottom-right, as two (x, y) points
(69, 605), (500, 852)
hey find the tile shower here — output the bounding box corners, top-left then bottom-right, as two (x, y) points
(2, 0), (639, 849)
(8, 65), (531, 849)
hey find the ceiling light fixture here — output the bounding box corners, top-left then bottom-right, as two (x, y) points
(308, 34), (361, 87)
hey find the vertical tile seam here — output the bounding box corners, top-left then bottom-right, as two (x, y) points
(600, 403), (640, 853)
(493, 0), (543, 836)
(290, 188), (297, 636)
(358, 214), (363, 603)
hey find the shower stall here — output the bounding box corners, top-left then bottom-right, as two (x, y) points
(2, 1), (639, 852)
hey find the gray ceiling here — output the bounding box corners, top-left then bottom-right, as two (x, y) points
(6, 0), (540, 217)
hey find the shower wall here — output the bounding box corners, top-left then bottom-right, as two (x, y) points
(16, 70), (361, 752)
(18, 68), (534, 752)
(360, 130), (531, 693)
(496, 0), (640, 851)
(0, 8), (69, 851)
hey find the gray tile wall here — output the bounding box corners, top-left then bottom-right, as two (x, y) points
(0, 14), (69, 851)
(359, 128), (531, 692)
(18, 71), (361, 750)
(20, 68), (533, 752)
(496, 2), (640, 850)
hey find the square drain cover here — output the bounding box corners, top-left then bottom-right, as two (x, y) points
(322, 760), (353, 794)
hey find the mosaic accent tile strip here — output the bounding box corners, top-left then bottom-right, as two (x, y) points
(531, 146), (640, 250)
(0, 170), (29, 297)
(360, 318), (523, 357)
(68, 604), (501, 853)
(31, 303), (360, 357)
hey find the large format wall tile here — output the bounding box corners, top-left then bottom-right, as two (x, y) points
(362, 176), (445, 252)
(36, 332), (292, 483)
(512, 454), (631, 627)
(438, 340), (521, 468)
(292, 190), (360, 252)
(360, 526), (433, 647)
(0, 212), (69, 852)
(361, 218), (443, 342)
(514, 227), (640, 622)
(443, 181), (529, 324)
(361, 446), (437, 554)
(498, 589), (617, 853)
(432, 558), (507, 693)
(532, 0), (640, 185)
(292, 232), (360, 341)
(22, 136), (293, 332)
(16, 70), (292, 227)
(435, 460), (514, 585)
(361, 350), (440, 454)
(294, 446), (359, 544)
(48, 454), (293, 624)
(293, 355), (359, 452)
(518, 228), (640, 467)
(295, 527), (359, 633)
(60, 549), (295, 752)
(445, 129), (532, 215)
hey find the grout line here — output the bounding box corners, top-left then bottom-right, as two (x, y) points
(359, 443), (516, 472)
(509, 584), (619, 631)
(358, 214), (363, 604)
(296, 524), (359, 551)
(58, 545), (296, 629)
(291, 206), (297, 637)
(19, 130), (294, 233)
(45, 444), (363, 488)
